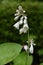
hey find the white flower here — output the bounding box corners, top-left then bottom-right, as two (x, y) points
(23, 10), (26, 13)
(24, 45), (28, 52)
(14, 13), (19, 16)
(19, 19), (23, 25)
(13, 22), (19, 29)
(19, 28), (24, 34)
(29, 39), (36, 54)
(20, 16), (24, 20)
(16, 10), (19, 13)
(15, 10), (20, 16)
(24, 19), (27, 24)
(29, 44), (34, 54)
(14, 16), (19, 21)
(24, 16), (27, 19)
(19, 16), (24, 25)
(23, 23), (29, 33)
(24, 16), (27, 24)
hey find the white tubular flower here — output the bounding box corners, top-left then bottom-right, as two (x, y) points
(13, 22), (19, 29)
(23, 23), (29, 33)
(24, 16), (27, 24)
(24, 45), (28, 52)
(16, 10), (19, 13)
(24, 19), (27, 24)
(15, 10), (20, 16)
(14, 16), (19, 21)
(24, 16), (27, 19)
(19, 19), (23, 25)
(19, 28), (24, 34)
(29, 44), (34, 54)
(15, 13), (19, 16)
(19, 16), (24, 25)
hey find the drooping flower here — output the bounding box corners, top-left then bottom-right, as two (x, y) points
(14, 13), (19, 16)
(23, 16), (27, 24)
(19, 28), (24, 34)
(24, 19), (27, 24)
(24, 16), (27, 19)
(19, 16), (24, 25)
(23, 23), (29, 33)
(14, 16), (19, 21)
(15, 9), (20, 16)
(13, 22), (19, 29)
(29, 39), (36, 54)
(29, 43), (34, 54)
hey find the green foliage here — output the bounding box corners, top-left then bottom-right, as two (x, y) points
(40, 63), (43, 65)
(13, 52), (33, 65)
(0, 43), (22, 64)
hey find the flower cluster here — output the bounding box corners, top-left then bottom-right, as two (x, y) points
(13, 6), (29, 34)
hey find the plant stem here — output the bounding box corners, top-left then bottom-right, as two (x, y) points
(26, 30), (29, 65)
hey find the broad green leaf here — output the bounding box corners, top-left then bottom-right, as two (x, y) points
(40, 63), (43, 65)
(38, 49), (43, 55)
(0, 43), (22, 65)
(13, 51), (33, 65)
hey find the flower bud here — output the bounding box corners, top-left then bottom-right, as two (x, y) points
(23, 45), (28, 52)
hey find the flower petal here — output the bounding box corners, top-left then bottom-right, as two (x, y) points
(13, 22), (19, 29)
(23, 23), (29, 33)
(14, 16), (19, 21)
(19, 19), (23, 25)
(19, 28), (24, 34)
(24, 19), (27, 24)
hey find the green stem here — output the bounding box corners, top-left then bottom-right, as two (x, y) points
(26, 30), (29, 65)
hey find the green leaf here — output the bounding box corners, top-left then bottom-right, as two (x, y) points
(40, 63), (43, 65)
(0, 43), (22, 65)
(13, 52), (33, 65)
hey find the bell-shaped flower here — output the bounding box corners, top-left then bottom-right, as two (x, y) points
(19, 16), (24, 25)
(16, 10), (19, 13)
(19, 19), (23, 25)
(15, 13), (20, 16)
(14, 16), (19, 21)
(24, 16), (27, 24)
(29, 43), (34, 54)
(13, 22), (19, 29)
(15, 10), (20, 16)
(24, 19), (27, 24)
(19, 28), (24, 34)
(23, 23), (29, 33)
(24, 16), (27, 19)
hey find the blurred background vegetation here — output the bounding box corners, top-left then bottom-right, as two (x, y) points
(0, 0), (43, 47)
